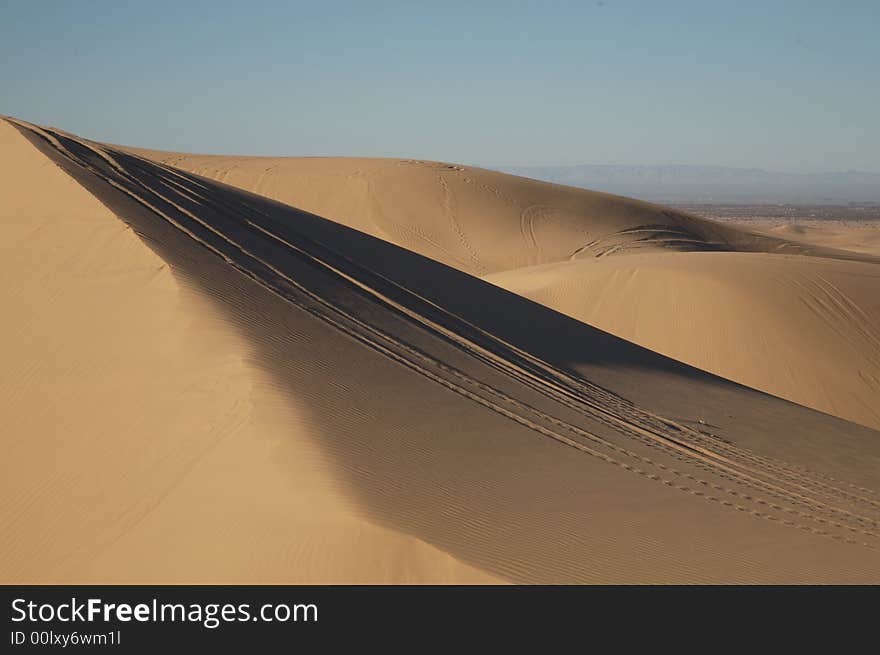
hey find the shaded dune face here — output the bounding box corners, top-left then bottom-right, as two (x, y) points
(4, 117), (880, 583)
(125, 145), (880, 430)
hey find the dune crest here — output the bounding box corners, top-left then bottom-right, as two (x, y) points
(124, 145), (880, 429)
(123, 148), (871, 273)
(0, 119), (498, 583)
(2, 116), (880, 583)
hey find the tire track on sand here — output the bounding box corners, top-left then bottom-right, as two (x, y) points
(11, 118), (880, 549)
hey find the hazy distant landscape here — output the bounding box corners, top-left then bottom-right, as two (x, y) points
(671, 203), (880, 222)
(498, 164), (880, 205)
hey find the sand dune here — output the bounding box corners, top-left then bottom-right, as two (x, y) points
(487, 252), (880, 430)
(0, 119), (497, 583)
(124, 145), (880, 430)
(739, 220), (880, 258)
(123, 147), (871, 275)
(2, 116), (880, 583)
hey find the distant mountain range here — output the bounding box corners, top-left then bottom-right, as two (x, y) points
(494, 165), (880, 204)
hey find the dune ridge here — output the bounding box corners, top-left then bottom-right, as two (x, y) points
(121, 144), (880, 430)
(123, 146), (873, 271)
(0, 118), (498, 583)
(2, 116), (880, 582)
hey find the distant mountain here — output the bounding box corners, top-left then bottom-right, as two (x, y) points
(494, 164), (880, 204)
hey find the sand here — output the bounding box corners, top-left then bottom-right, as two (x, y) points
(123, 146), (880, 431)
(734, 219), (880, 258)
(0, 120), (497, 583)
(122, 147), (871, 275)
(2, 116), (880, 583)
(487, 252), (880, 430)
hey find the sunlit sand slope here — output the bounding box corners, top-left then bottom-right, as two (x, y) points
(2, 117), (879, 583)
(127, 146), (880, 430)
(487, 252), (880, 430)
(0, 119), (498, 584)
(124, 148), (869, 275)
(747, 221), (880, 258)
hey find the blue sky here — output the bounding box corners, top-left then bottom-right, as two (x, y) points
(2, 1), (878, 171)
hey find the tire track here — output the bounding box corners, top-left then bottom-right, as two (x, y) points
(11, 117), (880, 548)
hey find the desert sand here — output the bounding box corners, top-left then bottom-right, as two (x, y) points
(124, 146), (880, 431)
(2, 116), (879, 583)
(735, 219), (880, 257)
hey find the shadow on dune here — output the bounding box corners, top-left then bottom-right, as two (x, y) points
(18, 123), (880, 582)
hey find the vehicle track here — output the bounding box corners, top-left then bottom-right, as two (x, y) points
(11, 117), (880, 549)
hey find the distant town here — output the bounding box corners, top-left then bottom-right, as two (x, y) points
(670, 202), (880, 222)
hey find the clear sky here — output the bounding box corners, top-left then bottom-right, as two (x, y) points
(2, 1), (878, 172)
